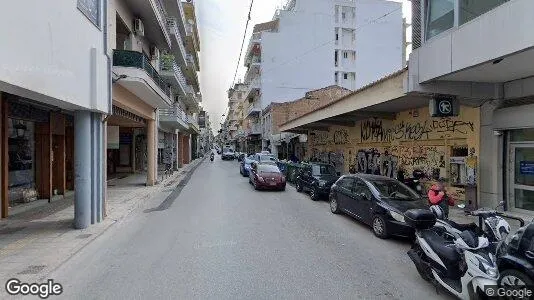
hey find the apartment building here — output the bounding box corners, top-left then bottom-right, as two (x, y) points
(407, 0), (534, 214)
(226, 83), (247, 151)
(0, 1), (109, 227)
(242, 0), (404, 153)
(108, 0), (202, 188)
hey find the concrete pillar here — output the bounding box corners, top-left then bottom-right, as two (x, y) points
(74, 111), (91, 229)
(147, 119), (156, 186)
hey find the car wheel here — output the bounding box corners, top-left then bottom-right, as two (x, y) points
(310, 187), (320, 201)
(330, 195), (341, 214)
(499, 269), (533, 289)
(372, 215), (389, 239)
(296, 182), (303, 192)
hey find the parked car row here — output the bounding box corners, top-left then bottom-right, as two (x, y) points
(292, 166), (534, 298)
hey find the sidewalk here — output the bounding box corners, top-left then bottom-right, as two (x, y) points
(0, 158), (204, 286)
(448, 207), (531, 232)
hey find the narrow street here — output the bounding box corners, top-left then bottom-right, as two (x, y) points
(51, 157), (451, 300)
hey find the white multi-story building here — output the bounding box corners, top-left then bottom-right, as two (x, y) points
(242, 0), (404, 152)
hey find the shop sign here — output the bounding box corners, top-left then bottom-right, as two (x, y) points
(450, 157), (466, 164)
(520, 161), (534, 175)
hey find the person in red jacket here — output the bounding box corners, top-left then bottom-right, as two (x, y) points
(427, 181), (454, 218)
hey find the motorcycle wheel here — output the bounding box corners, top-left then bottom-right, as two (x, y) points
(411, 243), (433, 282)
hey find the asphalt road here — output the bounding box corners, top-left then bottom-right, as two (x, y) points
(51, 157), (452, 300)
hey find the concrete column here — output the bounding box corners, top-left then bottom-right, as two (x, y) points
(147, 119), (156, 186)
(74, 111), (91, 229)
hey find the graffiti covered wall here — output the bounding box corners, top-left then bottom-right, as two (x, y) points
(307, 106), (480, 201)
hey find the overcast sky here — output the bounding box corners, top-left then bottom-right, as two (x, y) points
(196, 0), (411, 133)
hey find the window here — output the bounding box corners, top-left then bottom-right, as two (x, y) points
(368, 179), (420, 200)
(343, 73), (348, 80)
(335, 33), (339, 41)
(342, 12), (346, 20)
(353, 179), (373, 199)
(339, 177), (354, 190)
(343, 52), (348, 59)
(425, 0), (454, 40)
(78, 0), (101, 27)
(335, 72), (338, 83)
(312, 165), (336, 176)
(459, 0), (509, 25)
(258, 164), (280, 173)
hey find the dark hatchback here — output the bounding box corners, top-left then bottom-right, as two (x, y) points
(329, 174), (428, 239)
(296, 163), (339, 201)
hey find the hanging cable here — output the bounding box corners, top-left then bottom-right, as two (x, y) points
(231, 0), (255, 89)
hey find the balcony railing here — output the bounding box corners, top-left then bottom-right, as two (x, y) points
(167, 18), (187, 61)
(113, 50), (171, 98)
(154, 0), (171, 40)
(187, 54), (198, 71)
(159, 106), (187, 123)
(160, 59), (187, 92)
(247, 102), (261, 116)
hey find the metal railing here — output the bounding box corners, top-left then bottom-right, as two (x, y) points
(247, 102), (261, 116)
(154, 0), (171, 38)
(160, 59), (187, 92)
(187, 54), (198, 71)
(159, 106), (187, 122)
(113, 50), (171, 98)
(167, 18), (187, 60)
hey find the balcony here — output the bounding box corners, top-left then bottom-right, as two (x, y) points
(185, 23), (200, 54)
(123, 0), (171, 48)
(244, 78), (261, 102)
(244, 33), (262, 66)
(246, 123), (262, 136)
(160, 57), (187, 96)
(187, 115), (200, 133)
(163, 0), (187, 36)
(159, 106), (189, 131)
(167, 18), (188, 67)
(113, 50), (172, 108)
(246, 102), (261, 118)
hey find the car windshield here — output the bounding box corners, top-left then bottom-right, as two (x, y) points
(368, 179), (420, 200)
(312, 165), (336, 176)
(258, 154), (277, 162)
(258, 165), (280, 173)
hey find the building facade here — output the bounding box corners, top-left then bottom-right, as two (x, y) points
(408, 0), (534, 214)
(0, 0), (109, 227)
(242, 0), (404, 155)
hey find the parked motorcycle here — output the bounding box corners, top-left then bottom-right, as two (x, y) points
(405, 209), (498, 300)
(210, 153), (214, 162)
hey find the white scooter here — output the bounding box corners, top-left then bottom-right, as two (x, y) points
(405, 209), (498, 300)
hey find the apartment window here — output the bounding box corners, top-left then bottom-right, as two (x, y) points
(334, 51), (338, 67)
(342, 12), (346, 20)
(459, 0), (509, 25)
(335, 72), (339, 83)
(343, 52), (348, 59)
(343, 73), (348, 80)
(335, 33), (339, 41)
(78, 0), (101, 27)
(425, 0), (454, 40)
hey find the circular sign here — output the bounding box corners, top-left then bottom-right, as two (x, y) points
(438, 100), (452, 115)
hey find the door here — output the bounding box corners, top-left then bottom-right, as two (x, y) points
(337, 177), (355, 213)
(353, 179), (374, 224)
(509, 144), (534, 212)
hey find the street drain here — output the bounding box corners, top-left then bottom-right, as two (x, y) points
(0, 226), (26, 234)
(18, 265), (46, 275)
(76, 234), (92, 239)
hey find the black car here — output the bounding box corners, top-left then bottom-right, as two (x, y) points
(498, 222), (534, 287)
(295, 163), (339, 201)
(329, 174), (428, 239)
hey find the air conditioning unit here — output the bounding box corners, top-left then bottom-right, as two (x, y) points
(150, 46), (160, 61)
(134, 19), (145, 36)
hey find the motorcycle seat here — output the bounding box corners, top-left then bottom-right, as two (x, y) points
(421, 229), (462, 266)
(443, 219), (478, 232)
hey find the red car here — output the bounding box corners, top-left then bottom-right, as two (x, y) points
(249, 163), (286, 191)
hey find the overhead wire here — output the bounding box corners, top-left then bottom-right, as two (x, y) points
(231, 0), (255, 89)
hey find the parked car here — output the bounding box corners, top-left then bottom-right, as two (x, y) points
(251, 152), (278, 164)
(249, 162), (286, 191)
(221, 148), (235, 160)
(239, 155), (254, 177)
(329, 174), (428, 239)
(295, 163), (339, 201)
(498, 222), (534, 287)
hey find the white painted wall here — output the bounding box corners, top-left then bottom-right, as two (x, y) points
(0, 0), (109, 113)
(412, 0), (534, 83)
(259, 0), (403, 109)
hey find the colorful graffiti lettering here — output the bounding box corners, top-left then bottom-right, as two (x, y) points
(310, 149), (345, 174)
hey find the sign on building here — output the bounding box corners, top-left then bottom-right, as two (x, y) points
(429, 95), (459, 117)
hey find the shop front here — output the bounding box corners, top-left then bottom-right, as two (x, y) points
(2, 93), (72, 212)
(490, 102), (534, 214)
